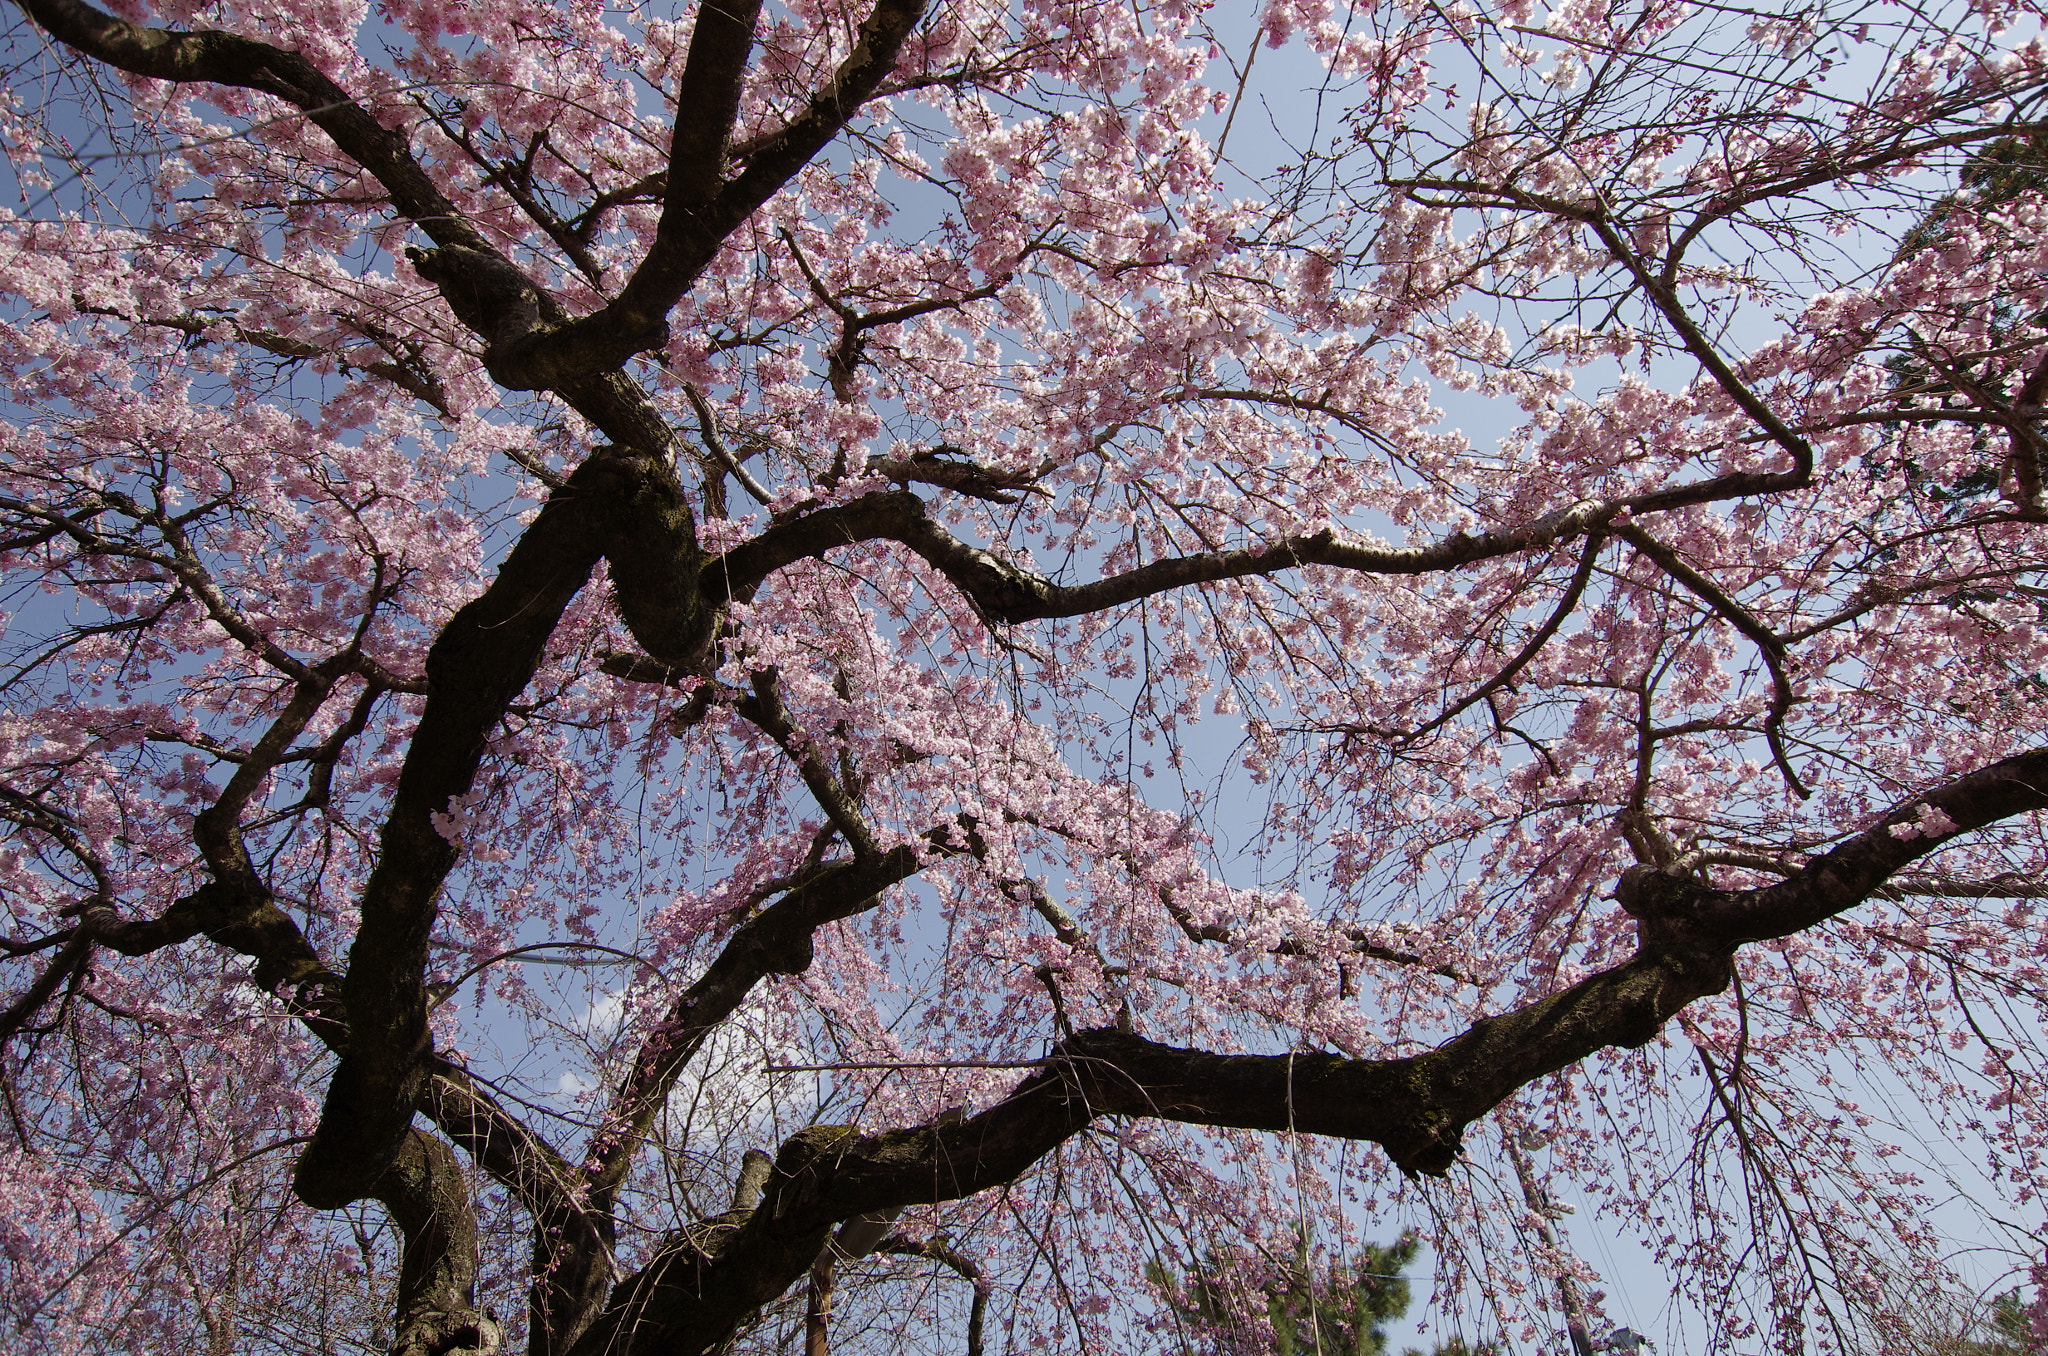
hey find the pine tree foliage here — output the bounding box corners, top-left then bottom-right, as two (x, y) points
(1155, 1233), (1420, 1356)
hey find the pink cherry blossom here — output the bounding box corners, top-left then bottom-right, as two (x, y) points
(0, 0), (2046, 1353)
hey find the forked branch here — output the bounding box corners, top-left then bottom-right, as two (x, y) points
(489, 0), (932, 387)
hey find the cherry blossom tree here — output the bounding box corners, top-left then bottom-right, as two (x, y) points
(3, 0), (2048, 1351)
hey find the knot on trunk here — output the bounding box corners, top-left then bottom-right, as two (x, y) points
(407, 245), (548, 359)
(577, 446), (718, 676)
(390, 1309), (503, 1356)
(765, 1125), (864, 1221)
(1615, 863), (1694, 919)
(1614, 864), (1723, 952)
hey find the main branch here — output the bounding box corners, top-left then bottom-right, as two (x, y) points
(566, 746), (2048, 1355)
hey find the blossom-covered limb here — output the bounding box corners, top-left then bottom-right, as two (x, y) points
(711, 489), (1616, 621)
(733, 671), (881, 858)
(569, 746), (2048, 1352)
(561, 993), (1706, 1356)
(585, 845), (924, 1204)
(1995, 345), (2048, 512)
(489, 0), (931, 387)
(1395, 533), (1607, 744)
(1625, 745), (2048, 945)
(1612, 523), (1806, 796)
(295, 453), (619, 1210)
(90, 307), (454, 415)
(780, 227), (1018, 405)
(1397, 173), (1819, 481)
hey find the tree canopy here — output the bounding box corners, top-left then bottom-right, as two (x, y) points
(3, 0), (2048, 1352)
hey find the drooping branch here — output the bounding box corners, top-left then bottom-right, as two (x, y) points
(92, 884), (342, 1014)
(0, 489), (315, 686)
(779, 227), (1016, 404)
(1395, 532), (1605, 743)
(684, 383), (774, 508)
(564, 747), (2048, 1356)
(1613, 522), (1807, 797)
(0, 928), (89, 1049)
(72, 875), (622, 1351)
(191, 662), (362, 901)
(13, 872), (350, 1065)
(1587, 213), (1817, 485)
(5, 0), (645, 399)
(54, 906), (603, 1356)
(802, 1204), (903, 1356)
(734, 671), (881, 857)
(11, 0), (497, 259)
(89, 307), (453, 414)
(422, 1059), (616, 1356)
(1623, 745), (2048, 944)
(1159, 888), (1472, 986)
(877, 1234), (988, 1356)
(1393, 173), (1823, 490)
(8, 870), (589, 1283)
